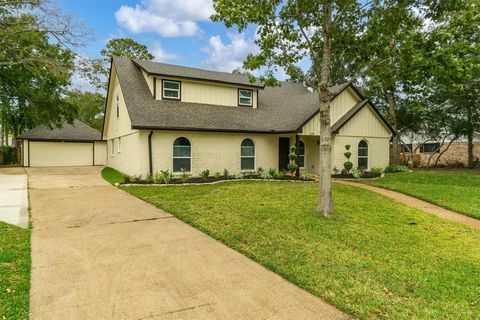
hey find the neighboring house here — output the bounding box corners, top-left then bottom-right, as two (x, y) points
(102, 57), (395, 177)
(401, 132), (480, 167)
(18, 120), (107, 167)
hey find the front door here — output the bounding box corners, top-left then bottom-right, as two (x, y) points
(278, 137), (290, 171)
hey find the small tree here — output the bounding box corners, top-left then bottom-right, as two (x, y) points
(287, 145), (299, 176)
(343, 145), (353, 173)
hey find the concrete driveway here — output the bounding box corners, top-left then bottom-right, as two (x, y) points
(28, 166), (347, 320)
(0, 167), (28, 228)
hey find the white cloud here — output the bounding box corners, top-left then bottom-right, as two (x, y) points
(203, 33), (259, 72)
(151, 43), (180, 62)
(115, 0), (214, 37)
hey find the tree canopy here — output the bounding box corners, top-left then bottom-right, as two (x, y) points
(79, 38), (155, 91)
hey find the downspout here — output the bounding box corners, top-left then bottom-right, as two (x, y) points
(148, 131), (153, 175)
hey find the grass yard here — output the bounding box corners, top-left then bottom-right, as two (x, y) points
(363, 169), (480, 219)
(123, 181), (480, 319)
(0, 221), (30, 319)
(101, 167), (125, 184)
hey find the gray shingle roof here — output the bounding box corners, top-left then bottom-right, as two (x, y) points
(113, 57), (355, 134)
(132, 59), (265, 89)
(19, 120), (102, 141)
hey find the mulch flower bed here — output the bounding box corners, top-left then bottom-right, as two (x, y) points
(121, 174), (316, 185)
(331, 172), (380, 180)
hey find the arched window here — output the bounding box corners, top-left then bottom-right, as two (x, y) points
(358, 140), (368, 169)
(173, 137), (191, 173)
(298, 140), (305, 167)
(241, 138), (255, 171)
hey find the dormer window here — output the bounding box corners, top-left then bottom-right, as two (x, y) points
(163, 80), (181, 100)
(238, 89), (253, 107)
(116, 95), (119, 118)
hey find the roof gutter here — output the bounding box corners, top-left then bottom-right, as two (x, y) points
(132, 125), (295, 135)
(148, 130), (153, 176)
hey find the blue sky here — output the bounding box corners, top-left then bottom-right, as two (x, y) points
(58, 0), (262, 91)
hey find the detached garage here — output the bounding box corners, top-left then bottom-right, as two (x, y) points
(18, 120), (107, 167)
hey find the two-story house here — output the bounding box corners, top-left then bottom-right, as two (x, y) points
(102, 56), (395, 177)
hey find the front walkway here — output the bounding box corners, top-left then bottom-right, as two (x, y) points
(0, 167), (28, 228)
(335, 180), (480, 229)
(28, 166), (348, 320)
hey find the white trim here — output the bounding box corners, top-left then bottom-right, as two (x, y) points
(117, 137), (121, 153)
(173, 136), (192, 173)
(239, 89), (253, 107)
(163, 80), (181, 100)
(240, 138), (256, 171)
(358, 139), (369, 169)
(298, 139), (305, 168)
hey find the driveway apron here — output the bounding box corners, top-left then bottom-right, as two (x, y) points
(28, 166), (348, 320)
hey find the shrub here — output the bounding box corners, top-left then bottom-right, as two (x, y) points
(153, 172), (162, 184)
(333, 166), (339, 174)
(213, 172), (221, 180)
(268, 167), (277, 177)
(301, 172), (312, 181)
(180, 169), (190, 183)
(287, 145), (299, 175)
(343, 145), (353, 173)
(343, 161), (353, 172)
(371, 166), (383, 177)
(0, 146), (18, 165)
(235, 172), (244, 179)
(223, 168), (230, 178)
(287, 162), (299, 174)
(124, 175), (132, 183)
(384, 164), (409, 173)
(274, 170), (285, 179)
(145, 173), (153, 183)
(352, 167), (364, 179)
(261, 170), (273, 179)
(200, 169), (210, 179)
(160, 170), (174, 184)
(257, 167), (264, 174)
(131, 174), (143, 183)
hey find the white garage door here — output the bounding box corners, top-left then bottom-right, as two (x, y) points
(29, 141), (93, 167)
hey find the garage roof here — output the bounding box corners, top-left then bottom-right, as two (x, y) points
(18, 120), (102, 142)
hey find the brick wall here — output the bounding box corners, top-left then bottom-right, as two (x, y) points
(402, 142), (480, 167)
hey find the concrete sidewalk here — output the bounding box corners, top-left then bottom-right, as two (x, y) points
(28, 166), (348, 320)
(0, 167), (28, 228)
(335, 180), (480, 229)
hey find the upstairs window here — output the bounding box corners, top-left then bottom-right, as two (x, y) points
(173, 137), (191, 173)
(241, 138), (255, 170)
(116, 95), (119, 118)
(163, 80), (181, 100)
(238, 89), (253, 107)
(358, 140), (368, 169)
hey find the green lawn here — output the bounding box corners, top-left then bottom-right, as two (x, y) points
(363, 169), (480, 219)
(0, 222), (30, 320)
(101, 167), (125, 184)
(123, 181), (480, 319)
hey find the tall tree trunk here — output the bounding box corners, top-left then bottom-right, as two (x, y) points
(434, 137), (457, 167)
(384, 90), (400, 164)
(1, 124), (4, 146)
(465, 102), (474, 167)
(317, 1), (333, 216)
(427, 135), (446, 168)
(467, 131), (474, 167)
